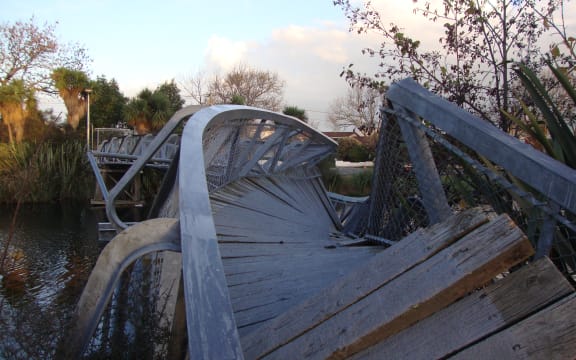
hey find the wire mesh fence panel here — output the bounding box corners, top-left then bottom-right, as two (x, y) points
(424, 119), (576, 278)
(84, 253), (175, 360)
(340, 111), (426, 241)
(354, 78), (576, 281)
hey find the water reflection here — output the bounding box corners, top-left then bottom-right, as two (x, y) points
(0, 202), (102, 359)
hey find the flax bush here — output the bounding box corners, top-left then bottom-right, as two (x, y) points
(0, 139), (93, 203)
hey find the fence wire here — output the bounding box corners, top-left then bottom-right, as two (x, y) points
(84, 253), (174, 360)
(346, 107), (576, 281)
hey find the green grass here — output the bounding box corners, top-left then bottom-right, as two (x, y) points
(322, 168), (373, 196)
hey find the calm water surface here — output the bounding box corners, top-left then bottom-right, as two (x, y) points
(0, 202), (103, 359)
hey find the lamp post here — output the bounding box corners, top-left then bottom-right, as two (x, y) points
(84, 88), (92, 150)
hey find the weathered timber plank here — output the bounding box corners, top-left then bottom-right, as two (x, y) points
(226, 247), (379, 331)
(225, 252), (379, 297)
(241, 207), (494, 358)
(450, 293), (576, 359)
(211, 177), (338, 243)
(396, 107), (451, 224)
(217, 232), (331, 246)
(387, 78), (576, 215)
(351, 257), (574, 360)
(227, 251), (373, 304)
(261, 213), (533, 359)
(223, 246), (379, 283)
(219, 241), (350, 259)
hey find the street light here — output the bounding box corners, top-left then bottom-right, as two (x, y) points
(84, 88), (92, 150)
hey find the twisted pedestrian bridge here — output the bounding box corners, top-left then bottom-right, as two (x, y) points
(60, 79), (576, 359)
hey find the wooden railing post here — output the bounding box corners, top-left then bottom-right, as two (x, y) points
(394, 105), (452, 225)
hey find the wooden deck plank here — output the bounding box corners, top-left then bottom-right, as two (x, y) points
(241, 207), (494, 358)
(351, 257), (574, 359)
(219, 241), (354, 259)
(226, 246), (379, 331)
(227, 250), (376, 303)
(256, 213), (533, 359)
(211, 177), (339, 244)
(450, 293), (576, 360)
(225, 253), (379, 291)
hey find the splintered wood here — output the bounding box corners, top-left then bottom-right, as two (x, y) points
(243, 207), (539, 359)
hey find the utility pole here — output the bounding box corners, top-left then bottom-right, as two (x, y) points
(84, 88), (93, 150)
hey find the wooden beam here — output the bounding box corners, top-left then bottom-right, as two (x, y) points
(387, 78), (576, 215)
(242, 207), (494, 358)
(396, 106), (452, 224)
(255, 213), (533, 359)
(351, 257), (574, 359)
(450, 293), (576, 359)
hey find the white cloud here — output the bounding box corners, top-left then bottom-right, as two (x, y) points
(204, 35), (250, 72)
(198, 24), (382, 130)
(271, 26), (350, 64)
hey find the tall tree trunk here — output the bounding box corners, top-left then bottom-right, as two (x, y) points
(2, 102), (26, 143)
(60, 88), (87, 130)
(6, 121), (14, 144)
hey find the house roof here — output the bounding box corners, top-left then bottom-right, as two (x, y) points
(323, 131), (357, 139)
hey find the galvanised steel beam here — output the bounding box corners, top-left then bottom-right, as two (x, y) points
(178, 105), (336, 359)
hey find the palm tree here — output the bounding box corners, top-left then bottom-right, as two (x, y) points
(0, 80), (36, 143)
(124, 89), (171, 134)
(283, 106), (308, 123)
(51, 67), (90, 130)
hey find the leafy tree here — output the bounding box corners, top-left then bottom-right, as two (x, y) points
(328, 86), (383, 135)
(51, 67), (90, 130)
(283, 106), (308, 123)
(124, 88), (171, 134)
(183, 64), (285, 110)
(334, 0), (562, 132)
(0, 80), (36, 143)
(155, 79), (185, 114)
(89, 76), (127, 128)
(0, 17), (91, 94)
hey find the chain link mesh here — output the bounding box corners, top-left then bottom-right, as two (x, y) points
(345, 107), (576, 281)
(84, 253), (173, 359)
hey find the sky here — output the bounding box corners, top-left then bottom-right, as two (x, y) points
(4, 1), (575, 130)
(2, 0), (413, 130)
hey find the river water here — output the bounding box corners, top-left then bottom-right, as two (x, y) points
(0, 202), (103, 359)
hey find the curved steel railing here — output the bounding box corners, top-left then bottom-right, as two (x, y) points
(67, 104), (338, 359)
(102, 105), (200, 231)
(177, 105), (336, 358)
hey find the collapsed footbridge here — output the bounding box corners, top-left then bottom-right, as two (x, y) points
(60, 79), (576, 359)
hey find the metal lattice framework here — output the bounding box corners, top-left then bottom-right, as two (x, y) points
(62, 105), (384, 358)
(94, 133), (180, 168)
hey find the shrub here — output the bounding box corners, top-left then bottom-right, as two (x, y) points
(337, 137), (372, 162)
(0, 139), (93, 203)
